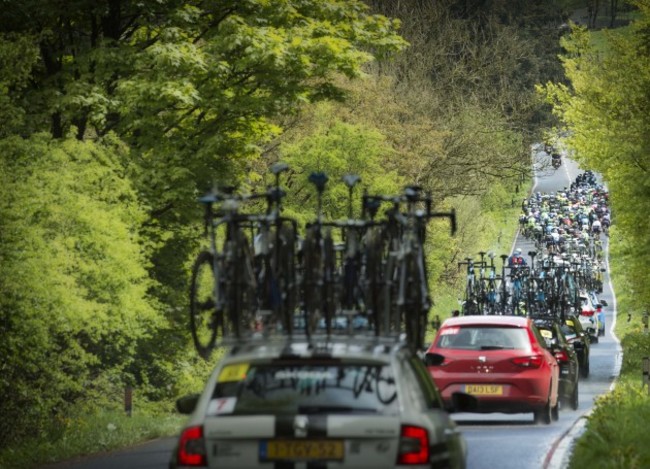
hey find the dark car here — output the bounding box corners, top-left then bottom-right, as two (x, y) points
(562, 314), (591, 378)
(170, 337), (473, 469)
(534, 318), (579, 410)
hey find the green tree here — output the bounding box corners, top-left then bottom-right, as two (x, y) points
(277, 103), (403, 223)
(0, 134), (163, 444)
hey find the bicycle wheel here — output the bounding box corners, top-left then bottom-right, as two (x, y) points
(363, 227), (385, 335)
(385, 247), (401, 335)
(398, 254), (416, 348)
(224, 229), (257, 339)
(322, 228), (337, 335)
(189, 251), (220, 358)
(301, 225), (322, 336)
(403, 249), (429, 351)
(276, 223), (298, 334)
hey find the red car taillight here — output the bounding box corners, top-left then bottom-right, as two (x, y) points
(177, 425), (207, 467)
(581, 310), (594, 317)
(511, 355), (543, 368)
(554, 350), (569, 363)
(397, 425), (429, 465)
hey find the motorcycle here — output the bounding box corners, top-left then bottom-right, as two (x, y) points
(551, 154), (562, 169)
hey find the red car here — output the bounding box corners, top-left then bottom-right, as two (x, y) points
(425, 315), (560, 424)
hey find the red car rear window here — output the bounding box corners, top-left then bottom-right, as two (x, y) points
(435, 326), (530, 350)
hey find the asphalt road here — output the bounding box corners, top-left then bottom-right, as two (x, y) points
(44, 148), (621, 469)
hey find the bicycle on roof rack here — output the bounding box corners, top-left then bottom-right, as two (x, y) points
(358, 186), (456, 350)
(189, 166), (457, 357)
(458, 257), (481, 315)
(482, 252), (503, 315)
(189, 163), (297, 357)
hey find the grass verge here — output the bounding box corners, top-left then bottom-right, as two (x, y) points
(0, 408), (186, 469)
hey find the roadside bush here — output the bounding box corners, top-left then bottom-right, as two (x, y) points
(0, 134), (164, 447)
(620, 329), (650, 374)
(570, 380), (650, 469)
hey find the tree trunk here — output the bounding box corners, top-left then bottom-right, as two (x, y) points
(610, 0), (619, 27)
(587, 0), (600, 28)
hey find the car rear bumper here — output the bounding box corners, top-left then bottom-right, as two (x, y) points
(437, 379), (549, 413)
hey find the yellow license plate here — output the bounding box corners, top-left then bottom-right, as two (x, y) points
(465, 384), (503, 395)
(261, 439), (344, 461)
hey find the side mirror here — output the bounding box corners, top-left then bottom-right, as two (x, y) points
(450, 392), (479, 413)
(423, 352), (445, 367)
(176, 394), (200, 415)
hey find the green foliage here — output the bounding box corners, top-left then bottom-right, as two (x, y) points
(279, 103), (403, 224)
(0, 0), (409, 346)
(0, 134), (163, 445)
(620, 329), (650, 374)
(569, 380), (650, 469)
(0, 33), (40, 136)
(609, 213), (650, 374)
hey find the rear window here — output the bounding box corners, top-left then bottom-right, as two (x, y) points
(209, 362), (399, 416)
(561, 324), (575, 336)
(535, 325), (557, 347)
(435, 326), (530, 350)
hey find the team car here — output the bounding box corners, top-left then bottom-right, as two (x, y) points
(562, 314), (591, 378)
(588, 291), (608, 337)
(533, 318), (580, 410)
(170, 337), (473, 469)
(578, 292), (599, 343)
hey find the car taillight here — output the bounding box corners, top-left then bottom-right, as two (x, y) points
(554, 350), (569, 362)
(511, 355), (543, 368)
(581, 310), (594, 317)
(397, 425), (429, 465)
(177, 425), (207, 467)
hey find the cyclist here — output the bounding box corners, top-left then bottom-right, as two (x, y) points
(601, 213), (611, 235)
(509, 248), (527, 268)
(591, 218), (602, 237)
(551, 152), (562, 168)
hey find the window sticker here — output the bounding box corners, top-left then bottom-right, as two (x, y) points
(207, 397), (237, 415)
(274, 370), (335, 380)
(540, 329), (553, 339)
(217, 363), (250, 383)
(441, 327), (460, 335)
